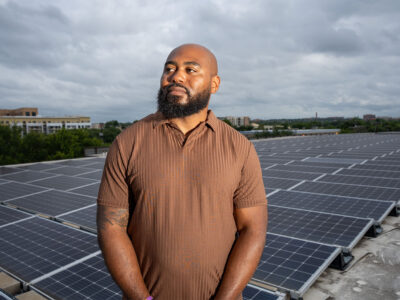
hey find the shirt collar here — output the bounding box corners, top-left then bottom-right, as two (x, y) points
(152, 110), (218, 132)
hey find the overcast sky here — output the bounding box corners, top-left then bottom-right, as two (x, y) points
(0, 0), (399, 122)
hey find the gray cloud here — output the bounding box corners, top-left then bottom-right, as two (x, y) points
(0, 0), (399, 122)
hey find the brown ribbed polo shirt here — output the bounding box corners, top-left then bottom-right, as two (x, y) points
(97, 110), (267, 299)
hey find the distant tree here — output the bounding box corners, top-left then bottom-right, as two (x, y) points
(222, 119), (233, 126)
(105, 120), (119, 128)
(0, 126), (22, 164)
(103, 127), (121, 143)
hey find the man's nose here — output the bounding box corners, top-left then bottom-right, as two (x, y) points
(170, 69), (185, 83)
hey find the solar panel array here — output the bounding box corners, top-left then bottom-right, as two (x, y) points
(1, 133), (399, 299)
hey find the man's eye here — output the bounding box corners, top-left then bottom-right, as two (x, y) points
(165, 67), (174, 72)
(187, 68), (196, 73)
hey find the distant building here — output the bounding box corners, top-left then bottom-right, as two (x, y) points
(221, 116), (250, 127)
(363, 114), (376, 121)
(91, 123), (105, 129)
(0, 107), (91, 134)
(0, 107), (38, 117)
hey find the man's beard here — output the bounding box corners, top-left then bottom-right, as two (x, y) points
(157, 83), (211, 119)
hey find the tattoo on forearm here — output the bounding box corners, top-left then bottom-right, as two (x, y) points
(97, 206), (129, 231)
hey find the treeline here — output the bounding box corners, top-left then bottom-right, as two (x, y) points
(0, 126), (102, 165)
(0, 120), (136, 165)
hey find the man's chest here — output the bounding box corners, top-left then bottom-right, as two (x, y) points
(126, 135), (243, 196)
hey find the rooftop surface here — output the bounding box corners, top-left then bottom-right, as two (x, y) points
(0, 132), (399, 299)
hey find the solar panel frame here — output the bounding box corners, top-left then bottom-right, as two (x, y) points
(0, 170), (55, 183)
(337, 168), (400, 179)
(6, 190), (96, 217)
(293, 181), (400, 203)
(17, 163), (61, 172)
(0, 167), (24, 175)
(0, 205), (33, 227)
(30, 175), (98, 191)
(253, 233), (341, 297)
(352, 163), (400, 172)
(56, 204), (97, 232)
(270, 164), (340, 174)
(31, 254), (121, 300)
(75, 170), (103, 181)
(263, 176), (302, 190)
(317, 174), (400, 189)
(303, 157), (364, 164)
(0, 217), (99, 283)
(45, 166), (98, 176)
(263, 169), (321, 181)
(243, 284), (285, 300)
(0, 182), (49, 203)
(267, 205), (374, 249)
(68, 182), (100, 198)
(268, 190), (395, 223)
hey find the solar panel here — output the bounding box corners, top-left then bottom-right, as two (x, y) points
(0, 182), (48, 202)
(253, 233), (340, 297)
(263, 176), (302, 190)
(268, 190), (395, 223)
(69, 183), (100, 197)
(353, 164), (400, 172)
(337, 168), (400, 179)
(6, 190), (96, 217)
(243, 284), (284, 300)
(317, 174), (400, 189)
(30, 175), (98, 191)
(270, 164), (339, 174)
(267, 206), (373, 249)
(0, 205), (32, 227)
(0, 170), (54, 183)
(56, 205), (97, 232)
(263, 169), (320, 181)
(75, 170), (103, 181)
(0, 217), (99, 282)
(18, 163), (60, 171)
(303, 157), (363, 164)
(0, 289), (16, 300)
(45, 166), (97, 176)
(293, 181), (400, 202)
(79, 162), (105, 170)
(288, 161), (352, 168)
(0, 167), (23, 175)
(32, 254), (121, 300)
(52, 159), (98, 167)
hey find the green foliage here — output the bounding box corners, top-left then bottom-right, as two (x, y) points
(103, 127), (121, 143)
(0, 126), (102, 165)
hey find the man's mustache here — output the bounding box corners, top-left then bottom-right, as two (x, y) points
(165, 83), (190, 96)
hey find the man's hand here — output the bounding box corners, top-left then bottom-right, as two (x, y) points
(97, 205), (150, 300)
(214, 205), (267, 300)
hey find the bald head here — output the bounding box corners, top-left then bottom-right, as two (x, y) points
(167, 44), (218, 76)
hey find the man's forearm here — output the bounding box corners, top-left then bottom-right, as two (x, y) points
(214, 229), (266, 300)
(97, 205), (150, 300)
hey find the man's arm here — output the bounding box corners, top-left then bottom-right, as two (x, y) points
(214, 205), (268, 300)
(97, 205), (150, 300)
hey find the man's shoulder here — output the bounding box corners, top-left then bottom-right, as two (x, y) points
(215, 118), (252, 146)
(116, 112), (159, 141)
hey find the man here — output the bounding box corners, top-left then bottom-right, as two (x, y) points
(97, 44), (267, 300)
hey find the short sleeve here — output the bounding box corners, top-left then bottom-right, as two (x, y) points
(233, 143), (267, 209)
(97, 137), (130, 208)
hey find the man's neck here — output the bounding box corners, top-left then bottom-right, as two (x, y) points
(169, 108), (209, 136)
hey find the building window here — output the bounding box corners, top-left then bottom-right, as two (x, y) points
(32, 112), (36, 116)
(25, 112), (30, 116)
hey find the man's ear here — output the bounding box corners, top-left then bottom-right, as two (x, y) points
(210, 75), (221, 94)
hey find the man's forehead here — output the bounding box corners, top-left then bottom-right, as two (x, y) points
(166, 49), (209, 66)
(164, 44), (218, 74)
